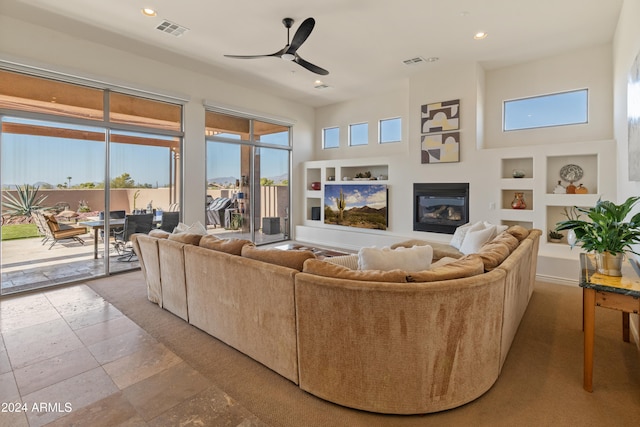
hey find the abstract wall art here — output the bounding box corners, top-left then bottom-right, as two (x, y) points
(421, 99), (460, 133)
(421, 132), (460, 164)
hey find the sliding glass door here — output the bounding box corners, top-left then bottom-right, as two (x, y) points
(205, 110), (291, 244)
(0, 69), (183, 295)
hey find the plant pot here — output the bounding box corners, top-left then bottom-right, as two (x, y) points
(595, 252), (625, 277)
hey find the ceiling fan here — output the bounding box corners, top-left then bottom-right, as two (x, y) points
(224, 17), (329, 76)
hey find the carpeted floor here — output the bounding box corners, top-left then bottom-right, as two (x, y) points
(89, 271), (640, 427)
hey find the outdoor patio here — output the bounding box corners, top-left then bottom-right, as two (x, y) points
(1, 225), (287, 295)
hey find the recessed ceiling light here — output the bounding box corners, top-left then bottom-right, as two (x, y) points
(141, 8), (157, 17)
(474, 32), (488, 40)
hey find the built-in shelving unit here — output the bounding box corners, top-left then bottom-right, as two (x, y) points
(303, 158), (390, 223)
(496, 142), (615, 255)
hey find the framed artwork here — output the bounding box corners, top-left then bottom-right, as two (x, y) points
(324, 184), (388, 230)
(629, 50), (640, 181)
(421, 132), (460, 164)
(421, 99), (460, 133)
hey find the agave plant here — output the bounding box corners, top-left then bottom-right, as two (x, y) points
(555, 196), (640, 256)
(1, 184), (49, 217)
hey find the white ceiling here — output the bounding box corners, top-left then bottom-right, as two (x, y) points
(2, 0), (624, 107)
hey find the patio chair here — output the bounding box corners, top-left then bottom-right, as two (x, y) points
(113, 213), (154, 261)
(159, 211), (180, 232)
(41, 212), (87, 249)
(206, 197), (232, 227)
(31, 210), (51, 244)
(98, 210), (126, 241)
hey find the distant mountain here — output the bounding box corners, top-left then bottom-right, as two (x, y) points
(348, 205), (387, 215)
(208, 173), (288, 186)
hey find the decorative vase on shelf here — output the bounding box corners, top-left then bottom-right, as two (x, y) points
(511, 192), (526, 209)
(567, 229), (577, 247)
(552, 181), (566, 194)
(575, 184), (588, 194)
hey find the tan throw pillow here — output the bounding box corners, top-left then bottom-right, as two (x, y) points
(199, 236), (250, 255)
(149, 229), (171, 239)
(358, 245), (433, 272)
(303, 259), (407, 283)
(506, 225), (529, 241)
(167, 232), (202, 246)
(490, 231), (519, 253)
(477, 241), (511, 271)
(241, 245), (316, 271)
(407, 255), (484, 282)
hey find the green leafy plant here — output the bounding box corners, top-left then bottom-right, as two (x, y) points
(1, 184), (48, 217)
(555, 197), (640, 256)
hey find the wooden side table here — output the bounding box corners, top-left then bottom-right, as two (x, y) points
(579, 253), (640, 392)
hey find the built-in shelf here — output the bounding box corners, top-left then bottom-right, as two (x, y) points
(501, 189), (534, 210)
(501, 157), (533, 179)
(303, 159), (390, 226)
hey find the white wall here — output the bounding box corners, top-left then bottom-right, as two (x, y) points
(612, 0), (640, 349)
(0, 14), (315, 228)
(484, 44), (614, 148)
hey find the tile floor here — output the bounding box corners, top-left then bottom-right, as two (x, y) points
(0, 285), (266, 426)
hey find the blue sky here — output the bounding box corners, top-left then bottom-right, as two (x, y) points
(1, 118), (289, 188)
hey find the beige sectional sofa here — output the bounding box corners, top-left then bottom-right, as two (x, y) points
(132, 226), (541, 415)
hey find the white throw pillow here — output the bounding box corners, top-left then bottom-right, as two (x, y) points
(173, 221), (207, 235)
(358, 245), (433, 272)
(449, 222), (471, 249)
(483, 221), (508, 240)
(460, 225), (496, 255)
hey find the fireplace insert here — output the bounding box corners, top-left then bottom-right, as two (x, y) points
(413, 183), (469, 234)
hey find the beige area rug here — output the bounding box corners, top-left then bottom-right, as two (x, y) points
(89, 272), (640, 427)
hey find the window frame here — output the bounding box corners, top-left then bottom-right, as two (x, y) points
(322, 126), (340, 149)
(503, 88), (589, 132)
(348, 122), (369, 147)
(378, 117), (402, 144)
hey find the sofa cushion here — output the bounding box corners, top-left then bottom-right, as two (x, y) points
(241, 245), (316, 271)
(406, 255), (484, 282)
(167, 232), (202, 246)
(506, 225), (530, 241)
(149, 229), (171, 238)
(358, 245), (433, 272)
(490, 231), (520, 253)
(325, 254), (359, 270)
(174, 221), (207, 235)
(303, 259), (408, 282)
(390, 239), (463, 261)
(477, 241), (511, 271)
(459, 225), (496, 255)
(449, 222), (473, 249)
(199, 235), (250, 255)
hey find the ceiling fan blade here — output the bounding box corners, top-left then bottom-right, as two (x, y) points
(294, 55), (329, 75)
(285, 18), (315, 55)
(224, 49), (284, 59)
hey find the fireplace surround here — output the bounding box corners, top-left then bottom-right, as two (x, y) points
(413, 183), (469, 234)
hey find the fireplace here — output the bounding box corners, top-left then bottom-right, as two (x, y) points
(413, 183), (469, 234)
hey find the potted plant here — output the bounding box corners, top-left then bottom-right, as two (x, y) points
(555, 196), (640, 276)
(548, 230), (564, 243)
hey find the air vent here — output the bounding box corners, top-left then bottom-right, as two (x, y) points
(156, 20), (189, 37)
(403, 57), (426, 65)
